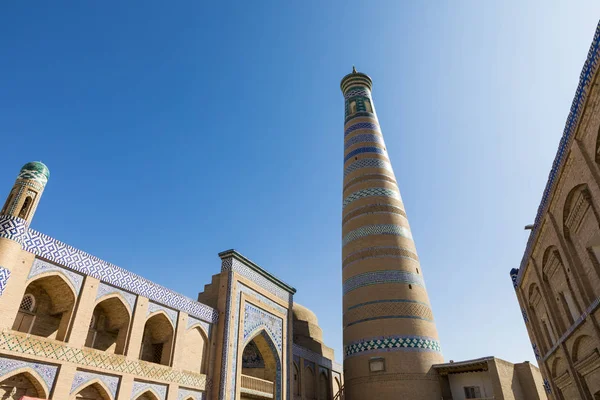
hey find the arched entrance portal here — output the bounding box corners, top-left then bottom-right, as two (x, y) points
(239, 330), (281, 400)
(0, 370), (48, 399)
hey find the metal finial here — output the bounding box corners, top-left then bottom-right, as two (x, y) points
(352, 65), (357, 73)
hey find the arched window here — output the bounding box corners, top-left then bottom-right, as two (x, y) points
(18, 196), (32, 219)
(349, 101), (357, 115)
(293, 363), (300, 396)
(1, 191), (15, 215)
(364, 99), (372, 113)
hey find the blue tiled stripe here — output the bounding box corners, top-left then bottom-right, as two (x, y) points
(344, 158), (393, 177)
(342, 188), (401, 209)
(344, 134), (384, 150)
(344, 147), (386, 162)
(343, 270), (424, 294)
(344, 335), (442, 358)
(342, 224), (412, 246)
(344, 122), (379, 137)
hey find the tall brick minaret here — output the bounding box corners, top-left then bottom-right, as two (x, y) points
(341, 68), (443, 399)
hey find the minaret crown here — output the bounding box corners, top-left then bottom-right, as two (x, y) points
(340, 67), (373, 94)
(1, 161), (50, 224)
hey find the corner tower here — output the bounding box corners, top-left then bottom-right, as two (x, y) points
(340, 69), (443, 399)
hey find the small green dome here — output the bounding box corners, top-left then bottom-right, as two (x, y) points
(18, 161), (50, 186)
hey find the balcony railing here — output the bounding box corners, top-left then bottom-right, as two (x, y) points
(240, 374), (274, 398)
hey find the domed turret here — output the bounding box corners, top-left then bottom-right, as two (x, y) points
(292, 303), (334, 359)
(1, 161), (50, 225)
(18, 162), (50, 187)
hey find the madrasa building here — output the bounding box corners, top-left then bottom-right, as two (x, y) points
(0, 65), (554, 400)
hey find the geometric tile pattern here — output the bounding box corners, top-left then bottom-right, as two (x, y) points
(343, 299), (434, 327)
(132, 380), (168, 400)
(344, 158), (394, 178)
(342, 187), (402, 209)
(344, 133), (384, 150)
(70, 370), (120, 399)
(344, 122), (380, 137)
(344, 335), (442, 358)
(147, 301), (179, 328)
(0, 266), (10, 296)
(186, 316), (212, 338)
(342, 203), (407, 226)
(543, 378), (552, 394)
(17, 163), (49, 187)
(292, 344), (343, 373)
(243, 303), (283, 353)
(22, 228), (218, 323)
(343, 270), (425, 294)
(0, 355), (58, 393)
(532, 343), (541, 360)
(0, 330), (207, 390)
(344, 146), (386, 163)
(0, 215), (28, 246)
(96, 282), (137, 312)
(222, 257), (292, 303)
(342, 224), (412, 247)
(510, 268), (519, 288)
(342, 245), (418, 269)
(28, 258), (84, 295)
(344, 88), (371, 100)
(516, 21), (600, 286)
(521, 308), (529, 323)
(178, 387), (205, 400)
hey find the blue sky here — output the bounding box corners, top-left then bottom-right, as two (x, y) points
(1, 2), (599, 365)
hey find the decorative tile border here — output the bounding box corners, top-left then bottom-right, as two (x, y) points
(0, 330), (207, 390)
(178, 387), (205, 400)
(344, 335), (442, 358)
(0, 267), (10, 296)
(344, 158), (394, 178)
(515, 22), (600, 286)
(243, 303), (283, 353)
(132, 380), (168, 400)
(292, 344), (343, 373)
(342, 224), (412, 247)
(344, 133), (384, 150)
(148, 301), (179, 328)
(342, 246), (418, 269)
(28, 258), (84, 295)
(21, 228), (218, 323)
(0, 355), (58, 393)
(71, 370), (120, 399)
(342, 203), (406, 226)
(343, 270), (424, 294)
(343, 299), (434, 328)
(543, 378), (552, 394)
(0, 215), (28, 246)
(222, 257), (292, 303)
(344, 122), (380, 137)
(342, 187), (401, 209)
(344, 87), (371, 100)
(96, 282), (137, 311)
(344, 147), (386, 163)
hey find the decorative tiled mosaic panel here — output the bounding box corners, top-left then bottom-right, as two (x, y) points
(243, 303), (283, 353)
(0, 330), (207, 390)
(342, 246), (418, 269)
(148, 301), (179, 328)
(242, 341), (265, 368)
(96, 282), (137, 311)
(344, 122), (380, 137)
(343, 270), (424, 294)
(344, 133), (384, 150)
(344, 158), (394, 178)
(0, 215), (28, 246)
(342, 224), (412, 247)
(342, 188), (402, 209)
(517, 22), (600, 286)
(22, 228), (218, 323)
(343, 299), (434, 327)
(0, 355), (58, 393)
(344, 87), (371, 100)
(0, 266), (10, 296)
(29, 258), (84, 295)
(543, 378), (552, 394)
(292, 344), (343, 373)
(222, 257), (292, 302)
(344, 147), (386, 163)
(132, 380), (168, 400)
(344, 335), (442, 358)
(17, 168), (48, 187)
(178, 387), (205, 400)
(187, 316), (212, 338)
(71, 370), (120, 399)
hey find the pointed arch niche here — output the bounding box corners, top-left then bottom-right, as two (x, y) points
(239, 330), (280, 400)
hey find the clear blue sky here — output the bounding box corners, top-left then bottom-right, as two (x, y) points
(1, 2), (599, 365)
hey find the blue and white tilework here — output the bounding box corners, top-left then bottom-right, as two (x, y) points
(242, 341), (265, 368)
(0, 215), (28, 246)
(0, 355), (58, 393)
(243, 303), (283, 353)
(342, 224), (412, 247)
(344, 122), (380, 137)
(28, 258), (84, 295)
(344, 133), (384, 150)
(96, 282), (137, 311)
(521, 308), (528, 323)
(178, 387), (205, 400)
(344, 147), (386, 163)
(293, 344), (343, 373)
(131, 381), (168, 400)
(70, 370), (120, 399)
(532, 343), (541, 361)
(543, 378), (552, 394)
(21, 228), (218, 323)
(187, 316), (211, 338)
(344, 87), (371, 100)
(342, 187), (402, 209)
(344, 335), (442, 358)
(516, 22), (600, 286)
(0, 266), (10, 296)
(510, 268), (519, 289)
(343, 270), (424, 294)
(222, 257), (292, 303)
(147, 301), (179, 328)
(344, 158), (394, 178)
